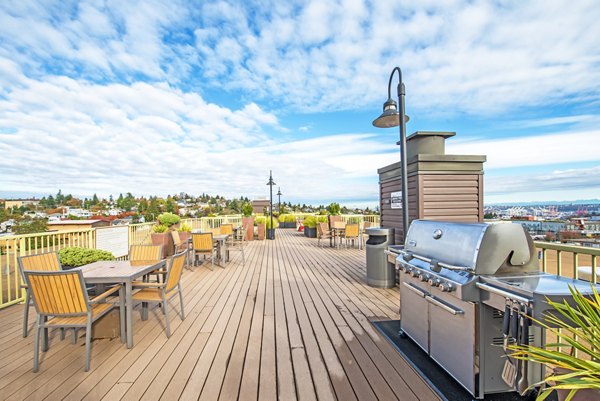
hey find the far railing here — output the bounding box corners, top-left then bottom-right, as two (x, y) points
(128, 216), (244, 245)
(534, 241), (599, 283)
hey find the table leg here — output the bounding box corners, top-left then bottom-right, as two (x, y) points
(126, 281), (133, 348)
(119, 286), (126, 343)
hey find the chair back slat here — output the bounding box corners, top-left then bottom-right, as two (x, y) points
(130, 245), (163, 263)
(345, 224), (359, 237)
(26, 270), (88, 315)
(220, 224), (233, 235)
(165, 252), (186, 293)
(18, 252), (61, 273)
(317, 222), (327, 236)
(171, 231), (182, 247)
(333, 221), (346, 230)
(192, 233), (213, 252)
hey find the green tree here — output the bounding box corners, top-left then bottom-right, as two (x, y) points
(14, 219), (48, 235)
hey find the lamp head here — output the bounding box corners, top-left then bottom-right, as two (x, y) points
(372, 98), (409, 128)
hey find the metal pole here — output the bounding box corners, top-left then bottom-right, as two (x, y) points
(277, 188), (282, 213)
(269, 171), (274, 240)
(397, 77), (409, 240)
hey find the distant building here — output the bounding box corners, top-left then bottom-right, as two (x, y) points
(48, 219), (110, 232)
(63, 207), (93, 218)
(4, 199), (39, 210)
(252, 199), (270, 214)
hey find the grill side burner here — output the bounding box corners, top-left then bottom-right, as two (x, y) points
(395, 219), (598, 399)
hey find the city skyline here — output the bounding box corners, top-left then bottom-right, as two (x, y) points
(1, 1), (599, 206)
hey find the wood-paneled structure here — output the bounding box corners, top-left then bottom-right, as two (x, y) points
(379, 132), (486, 244)
(0, 229), (440, 401)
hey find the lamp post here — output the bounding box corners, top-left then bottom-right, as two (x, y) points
(276, 187), (282, 213)
(266, 171), (276, 240)
(372, 66), (410, 241)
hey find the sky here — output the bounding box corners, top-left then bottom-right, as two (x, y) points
(0, 0), (599, 208)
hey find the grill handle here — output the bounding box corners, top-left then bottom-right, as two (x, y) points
(402, 282), (427, 297)
(425, 295), (464, 315)
(476, 282), (531, 305)
(399, 251), (473, 272)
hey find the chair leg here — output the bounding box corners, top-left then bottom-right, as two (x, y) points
(119, 288), (126, 343)
(85, 317), (92, 372)
(179, 286), (185, 320)
(72, 328), (78, 344)
(163, 295), (171, 338)
(23, 291), (31, 337)
(33, 315), (42, 372)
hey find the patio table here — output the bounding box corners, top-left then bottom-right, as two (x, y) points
(78, 260), (164, 348)
(189, 231), (230, 266)
(331, 226), (346, 248)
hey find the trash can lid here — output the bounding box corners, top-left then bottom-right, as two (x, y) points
(365, 227), (395, 236)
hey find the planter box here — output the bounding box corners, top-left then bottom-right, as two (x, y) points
(242, 217), (254, 241)
(257, 224), (265, 240)
(151, 232), (174, 257)
(267, 228), (276, 240)
(305, 227), (317, 238)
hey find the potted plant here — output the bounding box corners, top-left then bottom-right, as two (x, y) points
(151, 212), (181, 257)
(242, 203), (254, 241)
(58, 247), (115, 269)
(177, 223), (192, 243)
(266, 216), (278, 240)
(278, 214), (288, 228)
(509, 285), (600, 401)
(286, 214), (297, 229)
(255, 216), (266, 240)
(303, 216), (317, 238)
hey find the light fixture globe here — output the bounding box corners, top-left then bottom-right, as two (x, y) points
(372, 98), (410, 128)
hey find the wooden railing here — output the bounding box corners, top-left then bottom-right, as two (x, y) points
(0, 229), (96, 308)
(534, 241), (600, 283)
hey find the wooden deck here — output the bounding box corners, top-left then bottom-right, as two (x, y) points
(0, 229), (440, 401)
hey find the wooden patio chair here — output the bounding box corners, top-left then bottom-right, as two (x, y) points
(192, 232), (216, 269)
(17, 252), (63, 338)
(129, 244), (164, 281)
(361, 221), (372, 249)
(171, 231), (191, 269)
(132, 251), (186, 338)
(228, 225), (246, 265)
(344, 224), (360, 248)
(219, 224), (233, 235)
(317, 222), (333, 247)
(24, 269), (123, 372)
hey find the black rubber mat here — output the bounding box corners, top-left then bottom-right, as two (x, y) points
(372, 320), (553, 401)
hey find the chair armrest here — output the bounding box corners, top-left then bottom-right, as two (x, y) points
(132, 282), (163, 288)
(90, 285), (122, 303)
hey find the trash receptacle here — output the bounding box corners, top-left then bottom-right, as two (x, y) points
(365, 227), (395, 288)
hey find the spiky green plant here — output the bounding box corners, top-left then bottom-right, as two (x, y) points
(508, 285), (600, 401)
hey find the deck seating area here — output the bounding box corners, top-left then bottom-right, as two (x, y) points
(0, 228), (439, 401)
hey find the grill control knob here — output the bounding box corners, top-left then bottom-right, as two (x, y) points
(401, 265), (411, 273)
(419, 273), (429, 282)
(428, 278), (440, 287)
(411, 270), (420, 278)
(439, 283), (454, 292)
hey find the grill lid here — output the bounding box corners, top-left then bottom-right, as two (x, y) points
(403, 220), (538, 276)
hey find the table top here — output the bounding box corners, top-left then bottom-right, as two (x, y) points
(78, 260), (163, 283)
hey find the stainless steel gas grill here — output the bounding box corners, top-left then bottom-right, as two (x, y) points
(395, 219), (599, 399)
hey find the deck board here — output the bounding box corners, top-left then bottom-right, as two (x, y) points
(0, 229), (441, 401)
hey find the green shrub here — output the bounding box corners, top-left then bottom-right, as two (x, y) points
(303, 216), (317, 228)
(157, 212), (181, 227)
(242, 203), (253, 217)
(286, 215), (297, 223)
(255, 216), (266, 225)
(59, 247), (115, 267)
(266, 217), (279, 229)
(152, 224), (169, 233)
(278, 214), (288, 223)
(316, 216), (328, 223)
(178, 223), (192, 232)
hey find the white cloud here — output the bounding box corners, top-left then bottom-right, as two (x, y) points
(447, 130), (600, 169)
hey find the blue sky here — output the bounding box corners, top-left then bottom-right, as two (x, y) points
(0, 0), (599, 207)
